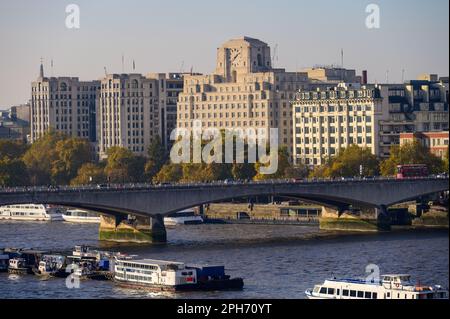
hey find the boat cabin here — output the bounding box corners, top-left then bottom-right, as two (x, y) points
(114, 259), (197, 286)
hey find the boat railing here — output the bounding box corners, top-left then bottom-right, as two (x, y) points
(327, 277), (381, 286)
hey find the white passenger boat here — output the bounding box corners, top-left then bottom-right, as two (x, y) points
(114, 257), (244, 292)
(305, 274), (448, 299)
(164, 209), (203, 226)
(62, 209), (101, 223)
(0, 204), (63, 221)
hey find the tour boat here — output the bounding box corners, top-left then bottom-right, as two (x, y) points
(305, 274), (448, 299)
(62, 209), (101, 223)
(164, 209), (203, 226)
(0, 204), (63, 222)
(113, 257), (244, 292)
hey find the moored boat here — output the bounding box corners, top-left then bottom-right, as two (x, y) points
(164, 209), (203, 226)
(113, 257), (244, 292)
(62, 209), (101, 223)
(305, 274), (448, 299)
(0, 204), (63, 222)
(33, 255), (68, 278)
(8, 258), (33, 275)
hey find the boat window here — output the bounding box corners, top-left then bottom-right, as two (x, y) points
(337, 289), (340, 296)
(364, 292), (371, 299)
(343, 289), (349, 296)
(387, 292), (390, 298)
(357, 291), (364, 298)
(350, 290), (357, 297)
(372, 293), (377, 299)
(327, 288), (335, 295)
(319, 287), (327, 294)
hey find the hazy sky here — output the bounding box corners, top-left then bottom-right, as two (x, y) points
(0, 0), (448, 107)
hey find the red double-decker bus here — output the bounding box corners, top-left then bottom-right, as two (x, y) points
(396, 164), (429, 179)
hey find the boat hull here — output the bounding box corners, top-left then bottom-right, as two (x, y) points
(8, 268), (33, 275)
(62, 215), (101, 223)
(115, 278), (244, 292)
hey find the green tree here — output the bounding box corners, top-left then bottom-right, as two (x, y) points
(380, 141), (444, 176)
(310, 145), (379, 178)
(51, 138), (93, 185)
(0, 157), (29, 187)
(22, 131), (65, 185)
(70, 163), (107, 186)
(104, 147), (146, 183)
(254, 145), (291, 180)
(0, 140), (29, 159)
(442, 146), (449, 174)
(145, 136), (169, 180)
(153, 164), (183, 183)
(231, 163), (256, 180)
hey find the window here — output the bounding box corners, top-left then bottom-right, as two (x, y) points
(364, 292), (371, 299)
(319, 287), (327, 294)
(350, 290), (357, 297)
(343, 290), (349, 296)
(327, 288), (335, 295)
(357, 291), (364, 298)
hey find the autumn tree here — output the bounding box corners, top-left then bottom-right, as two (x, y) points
(104, 147), (146, 183)
(0, 157), (29, 186)
(22, 131), (65, 185)
(153, 164), (183, 183)
(380, 141), (445, 176)
(51, 138), (93, 185)
(145, 136), (169, 180)
(310, 145), (379, 178)
(0, 140), (29, 159)
(254, 145), (292, 180)
(70, 163), (107, 185)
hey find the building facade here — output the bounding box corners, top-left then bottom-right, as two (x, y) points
(377, 79), (449, 157)
(292, 84), (385, 166)
(31, 64), (99, 143)
(177, 37), (309, 154)
(97, 74), (160, 158)
(97, 73), (186, 158)
(400, 131), (449, 159)
(0, 105), (30, 141)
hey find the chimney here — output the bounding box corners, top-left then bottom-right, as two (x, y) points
(362, 70), (368, 85)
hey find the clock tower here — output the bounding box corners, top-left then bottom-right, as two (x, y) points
(215, 37), (272, 82)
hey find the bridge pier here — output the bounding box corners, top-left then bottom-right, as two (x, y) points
(99, 214), (167, 244)
(320, 206), (391, 232)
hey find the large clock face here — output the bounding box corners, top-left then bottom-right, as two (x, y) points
(230, 48), (242, 67)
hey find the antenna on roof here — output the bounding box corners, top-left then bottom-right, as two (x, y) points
(386, 70), (389, 84)
(179, 61), (185, 73)
(122, 54), (124, 73)
(51, 58), (54, 77)
(401, 69), (405, 83)
(272, 44), (278, 68)
(104, 67), (108, 76)
(341, 48), (344, 68)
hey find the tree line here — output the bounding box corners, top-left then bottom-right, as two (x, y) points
(0, 132), (448, 187)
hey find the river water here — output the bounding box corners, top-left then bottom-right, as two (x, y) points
(0, 221), (448, 299)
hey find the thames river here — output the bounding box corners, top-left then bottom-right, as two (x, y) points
(0, 222), (448, 299)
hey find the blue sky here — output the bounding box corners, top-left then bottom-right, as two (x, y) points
(0, 0), (448, 106)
